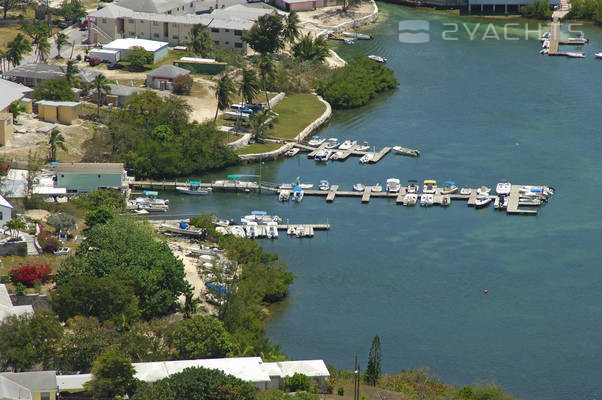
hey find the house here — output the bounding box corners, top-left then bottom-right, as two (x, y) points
(103, 38), (169, 64)
(0, 284), (33, 321)
(0, 78), (34, 113)
(0, 195), (13, 228)
(173, 57), (226, 74)
(0, 371), (57, 400)
(261, 360), (331, 391)
(146, 64), (190, 90)
(35, 100), (80, 125)
(102, 83), (146, 107)
(86, 4), (274, 53)
(55, 162), (127, 193)
(273, 0), (338, 11)
(3, 64), (100, 88)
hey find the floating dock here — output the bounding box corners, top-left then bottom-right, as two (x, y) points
(547, 18), (586, 58)
(294, 143), (413, 164)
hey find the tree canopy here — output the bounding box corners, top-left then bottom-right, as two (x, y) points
(32, 77), (75, 101)
(127, 46), (153, 71)
(243, 14), (284, 54)
(85, 349), (138, 400)
(171, 315), (235, 359)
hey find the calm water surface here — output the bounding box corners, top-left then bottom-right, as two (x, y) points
(164, 5), (602, 399)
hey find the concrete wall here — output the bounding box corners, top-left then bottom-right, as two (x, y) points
(37, 104), (78, 125)
(0, 116), (13, 146)
(56, 172), (123, 193)
(0, 241), (27, 257)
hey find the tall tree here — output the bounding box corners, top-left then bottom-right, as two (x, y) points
(58, 0), (86, 22)
(54, 32), (69, 58)
(282, 11), (301, 45)
(365, 335), (382, 386)
(92, 74), (110, 118)
(35, 35), (50, 62)
(32, 77), (75, 101)
(46, 128), (67, 161)
(214, 74), (234, 122)
(85, 350), (137, 400)
(24, 150), (43, 199)
(21, 21), (52, 62)
(171, 315), (234, 359)
(249, 110), (274, 141)
(65, 59), (79, 84)
(2, 0), (30, 20)
(5, 33), (32, 67)
(240, 68), (260, 105)
(187, 24), (214, 57)
(243, 14), (284, 55)
(4, 219), (26, 240)
(292, 33), (329, 62)
(257, 54), (275, 109)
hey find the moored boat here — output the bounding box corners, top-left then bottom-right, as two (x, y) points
(386, 178), (401, 193)
(343, 32), (372, 40)
(356, 141), (370, 151)
(325, 138), (339, 149)
(404, 193), (418, 206)
(278, 190), (290, 202)
(371, 183), (383, 192)
(392, 146), (420, 157)
(596, 53), (602, 59)
(292, 186), (304, 202)
(422, 180), (437, 194)
(359, 153), (373, 164)
(308, 135), (325, 146)
(496, 179), (511, 195)
(266, 222), (279, 239)
(441, 181), (458, 194)
(460, 187), (471, 195)
(176, 181), (212, 195)
(285, 148), (300, 157)
(319, 180), (330, 191)
(406, 179), (419, 194)
(368, 55), (387, 63)
(353, 183), (365, 192)
(475, 195), (492, 208)
(441, 195), (451, 206)
(420, 193), (434, 207)
(338, 140), (357, 150)
(476, 186), (491, 196)
(314, 149), (332, 162)
(230, 226), (246, 238)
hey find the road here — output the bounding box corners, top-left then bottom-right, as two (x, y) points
(21, 25), (88, 64)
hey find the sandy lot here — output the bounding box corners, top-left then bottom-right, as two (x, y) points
(297, 1), (376, 28)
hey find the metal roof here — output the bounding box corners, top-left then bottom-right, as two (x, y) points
(115, 0), (191, 13)
(0, 78), (33, 111)
(36, 100), (81, 107)
(104, 38), (168, 52)
(88, 4), (135, 17)
(147, 64), (190, 78)
(264, 360), (330, 378)
(4, 63), (100, 84)
(56, 162), (124, 174)
(105, 83), (146, 96)
(0, 371), (58, 393)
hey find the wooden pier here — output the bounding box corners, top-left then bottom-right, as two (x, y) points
(130, 180), (260, 192)
(294, 142), (407, 165)
(547, 18), (586, 58)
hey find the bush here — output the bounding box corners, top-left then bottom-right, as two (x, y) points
(172, 74), (193, 95)
(10, 263), (52, 286)
(37, 231), (60, 253)
(16, 242), (27, 256)
(127, 46), (153, 71)
(284, 373), (311, 392)
(32, 77), (76, 101)
(521, 0), (552, 19)
(566, 0), (602, 22)
(337, 387), (344, 396)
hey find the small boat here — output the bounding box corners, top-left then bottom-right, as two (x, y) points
(319, 180), (330, 191)
(476, 186), (491, 196)
(404, 193), (417, 206)
(566, 52), (585, 58)
(386, 178), (401, 193)
(475, 195), (492, 209)
(291, 177), (313, 189)
(420, 193), (434, 207)
(308, 135), (326, 146)
(266, 222), (279, 239)
(242, 211), (282, 224)
(279, 183), (293, 190)
(325, 138), (339, 149)
(422, 180), (437, 194)
(359, 153), (373, 164)
(314, 149), (332, 162)
(441, 195), (451, 206)
(285, 148), (300, 157)
(343, 38), (355, 45)
(542, 40), (550, 49)
(330, 151), (344, 160)
(541, 31), (551, 40)
(460, 187), (471, 195)
(392, 146), (420, 157)
(407, 179), (419, 194)
(353, 183), (365, 192)
(132, 209), (149, 215)
(244, 222), (259, 238)
(292, 186), (304, 202)
(371, 183), (383, 192)
(596, 53), (602, 59)
(494, 196), (508, 210)
(176, 181), (212, 195)
(540, 48), (549, 55)
(137, 203), (168, 212)
(278, 190), (290, 202)
(338, 140), (357, 150)
(230, 226), (246, 238)
(356, 141), (370, 151)
(496, 179), (511, 195)
(441, 181), (458, 195)
(287, 226), (296, 235)
(343, 32), (372, 40)
(368, 55), (387, 63)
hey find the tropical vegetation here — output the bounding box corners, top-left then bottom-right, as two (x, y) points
(32, 77), (75, 101)
(521, 0), (552, 19)
(566, 0), (602, 23)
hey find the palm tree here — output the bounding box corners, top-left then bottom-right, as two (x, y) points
(47, 128), (67, 162)
(214, 74), (234, 122)
(257, 54), (276, 110)
(5, 219), (26, 241)
(93, 74), (111, 118)
(5, 33), (32, 67)
(35, 36), (50, 63)
(65, 59), (79, 85)
(55, 32), (69, 59)
(249, 110), (274, 141)
(240, 68), (260, 105)
(292, 33), (330, 63)
(8, 101), (26, 120)
(187, 24), (214, 57)
(282, 11), (301, 45)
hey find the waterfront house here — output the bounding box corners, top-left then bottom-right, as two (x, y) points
(3, 64), (100, 88)
(0, 284), (33, 321)
(274, 0), (338, 11)
(146, 64), (190, 90)
(55, 162), (128, 193)
(0, 370), (57, 400)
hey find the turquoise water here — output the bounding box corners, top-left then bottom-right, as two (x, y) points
(164, 5), (602, 399)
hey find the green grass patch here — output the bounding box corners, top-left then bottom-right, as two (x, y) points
(0, 24), (21, 49)
(268, 93), (325, 140)
(235, 142), (283, 155)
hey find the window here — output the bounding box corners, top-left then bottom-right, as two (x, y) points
(128, 19), (134, 23)
(173, 35), (179, 39)
(211, 28), (219, 33)
(224, 29), (230, 32)
(153, 21), (158, 25)
(225, 41), (229, 45)
(168, 10), (172, 14)
(102, 18), (107, 23)
(172, 23), (177, 27)
(190, 1), (193, 5)
(235, 42), (242, 48)
(41, 392), (51, 400)
(214, 40), (219, 45)
(0, 212), (3, 220)
(234, 30), (242, 36)
(153, 33), (159, 38)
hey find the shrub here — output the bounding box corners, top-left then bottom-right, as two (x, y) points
(127, 46), (153, 71)
(36, 231), (60, 253)
(521, 0), (552, 19)
(337, 386), (344, 396)
(284, 373), (311, 392)
(10, 263), (52, 286)
(172, 74), (193, 95)
(16, 242), (27, 256)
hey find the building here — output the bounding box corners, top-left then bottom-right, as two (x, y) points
(261, 360), (331, 391)
(0, 78), (34, 113)
(146, 64), (190, 90)
(3, 64), (100, 88)
(273, 0), (338, 11)
(0, 371), (57, 400)
(173, 57), (226, 74)
(55, 162), (127, 193)
(466, 0), (559, 12)
(86, 4), (275, 53)
(36, 100), (80, 125)
(102, 83), (146, 107)
(103, 38), (169, 63)
(0, 283), (33, 321)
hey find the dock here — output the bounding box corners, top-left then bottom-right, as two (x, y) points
(362, 187), (372, 203)
(326, 185), (339, 202)
(293, 142), (416, 165)
(130, 180), (260, 192)
(547, 18), (586, 58)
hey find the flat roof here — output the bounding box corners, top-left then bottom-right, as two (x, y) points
(36, 100), (81, 107)
(104, 38), (168, 52)
(56, 162), (124, 174)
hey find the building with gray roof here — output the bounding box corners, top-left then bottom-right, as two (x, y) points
(0, 371), (58, 400)
(3, 63), (101, 88)
(0, 79), (33, 113)
(146, 64), (191, 90)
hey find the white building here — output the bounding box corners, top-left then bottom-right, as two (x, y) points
(103, 38), (169, 63)
(0, 284), (34, 321)
(0, 195), (13, 228)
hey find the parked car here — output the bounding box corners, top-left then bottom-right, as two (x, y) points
(88, 57), (101, 66)
(107, 62), (124, 70)
(79, 20), (89, 30)
(57, 19), (70, 28)
(246, 103), (263, 112)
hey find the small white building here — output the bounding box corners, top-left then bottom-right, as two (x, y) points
(0, 284), (33, 321)
(0, 195), (13, 228)
(103, 38), (169, 64)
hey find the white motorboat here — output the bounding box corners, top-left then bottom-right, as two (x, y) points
(319, 180), (330, 191)
(441, 195), (451, 206)
(393, 146), (420, 157)
(244, 222), (259, 238)
(278, 190), (290, 202)
(353, 183), (365, 192)
(314, 149), (332, 162)
(596, 53), (602, 59)
(279, 183), (293, 190)
(460, 187), (471, 195)
(368, 55), (387, 63)
(292, 187), (304, 202)
(356, 141), (370, 151)
(330, 151), (345, 160)
(285, 148), (300, 157)
(386, 178), (401, 193)
(496, 179), (511, 195)
(475, 195), (492, 208)
(371, 183), (383, 192)
(476, 186), (491, 196)
(441, 181), (458, 194)
(343, 32), (372, 40)
(422, 180), (437, 194)
(287, 226), (297, 235)
(325, 138), (339, 149)
(344, 38), (355, 45)
(176, 181), (212, 195)
(359, 153), (373, 164)
(406, 180), (419, 194)
(494, 196), (508, 210)
(266, 222), (279, 239)
(132, 209), (149, 215)
(541, 31), (551, 40)
(404, 193), (418, 206)
(420, 193), (434, 207)
(230, 226), (246, 238)
(338, 140), (357, 150)
(308, 135), (325, 146)
(137, 203), (168, 213)
(291, 177), (313, 189)
(241, 211), (282, 224)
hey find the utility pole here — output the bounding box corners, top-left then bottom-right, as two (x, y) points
(353, 355), (360, 400)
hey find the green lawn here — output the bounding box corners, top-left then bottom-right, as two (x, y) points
(0, 24), (22, 49)
(268, 93), (326, 140)
(235, 142), (283, 155)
